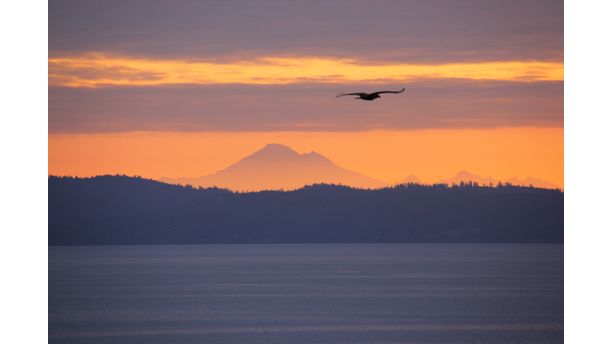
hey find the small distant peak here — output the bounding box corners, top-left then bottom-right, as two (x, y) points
(455, 170), (476, 177)
(254, 143), (299, 156)
(302, 150), (332, 162)
(304, 150), (323, 157)
(403, 175), (421, 183)
(262, 143), (288, 148)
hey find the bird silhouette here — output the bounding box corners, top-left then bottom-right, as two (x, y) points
(336, 88), (405, 101)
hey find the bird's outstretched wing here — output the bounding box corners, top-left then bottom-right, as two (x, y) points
(373, 88), (405, 95)
(336, 92), (368, 98)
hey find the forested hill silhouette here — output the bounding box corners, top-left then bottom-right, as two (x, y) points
(49, 175), (563, 245)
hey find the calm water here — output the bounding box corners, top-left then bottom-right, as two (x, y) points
(49, 244), (563, 343)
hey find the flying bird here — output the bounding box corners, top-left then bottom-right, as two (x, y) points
(336, 88), (405, 101)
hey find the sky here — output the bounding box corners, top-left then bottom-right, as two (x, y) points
(48, 0), (564, 187)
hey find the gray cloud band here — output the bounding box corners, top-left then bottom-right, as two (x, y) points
(49, 81), (563, 133)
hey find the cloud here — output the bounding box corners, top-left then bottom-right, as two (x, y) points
(49, 0), (563, 64)
(48, 1), (563, 133)
(49, 80), (563, 133)
(49, 53), (563, 87)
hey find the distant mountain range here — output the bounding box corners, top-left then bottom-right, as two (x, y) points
(438, 171), (497, 186)
(49, 175), (564, 245)
(401, 175), (422, 184)
(436, 171), (559, 189)
(162, 143), (560, 191)
(162, 143), (385, 191)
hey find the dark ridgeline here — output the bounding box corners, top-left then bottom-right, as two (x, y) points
(48, 175), (563, 245)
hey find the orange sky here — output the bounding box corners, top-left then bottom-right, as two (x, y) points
(49, 127), (563, 188)
(48, 2), (563, 190)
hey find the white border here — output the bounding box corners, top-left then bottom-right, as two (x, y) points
(2, 0), (612, 342)
(0, 1), (48, 343)
(565, 0), (612, 343)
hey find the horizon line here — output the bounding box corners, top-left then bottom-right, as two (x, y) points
(48, 174), (563, 192)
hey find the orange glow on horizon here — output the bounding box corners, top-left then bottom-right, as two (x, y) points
(49, 53), (564, 87)
(49, 128), (563, 189)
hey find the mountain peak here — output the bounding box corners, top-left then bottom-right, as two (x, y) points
(402, 175), (422, 184)
(454, 170), (479, 178)
(440, 171), (496, 185)
(163, 143), (385, 191)
(261, 143), (294, 151)
(255, 143), (299, 156)
(303, 150), (330, 161)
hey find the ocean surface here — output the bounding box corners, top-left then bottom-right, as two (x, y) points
(49, 244), (563, 343)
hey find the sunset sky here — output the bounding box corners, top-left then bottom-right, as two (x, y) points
(49, 0), (563, 188)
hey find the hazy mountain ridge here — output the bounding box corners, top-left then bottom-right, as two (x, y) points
(436, 171), (559, 189)
(162, 144), (560, 191)
(49, 175), (563, 245)
(163, 143), (385, 191)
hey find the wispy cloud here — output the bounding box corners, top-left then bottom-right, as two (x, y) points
(49, 53), (563, 88)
